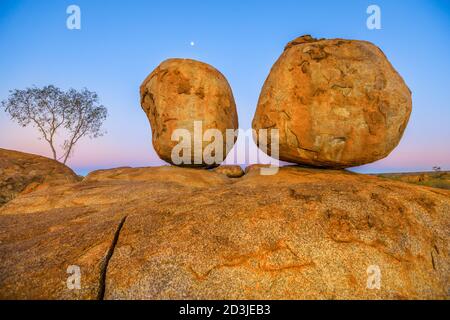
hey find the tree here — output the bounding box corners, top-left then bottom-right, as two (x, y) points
(1, 85), (107, 164)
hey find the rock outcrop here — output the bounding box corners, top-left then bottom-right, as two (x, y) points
(0, 148), (80, 207)
(140, 58), (239, 167)
(1, 165), (448, 299)
(252, 35), (412, 168)
(212, 165), (245, 178)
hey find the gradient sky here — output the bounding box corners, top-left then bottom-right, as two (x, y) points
(0, 0), (449, 175)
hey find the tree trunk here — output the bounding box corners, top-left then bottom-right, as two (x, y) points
(48, 140), (57, 161)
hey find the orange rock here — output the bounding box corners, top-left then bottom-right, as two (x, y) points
(1, 166), (448, 299)
(253, 35), (412, 168)
(140, 59), (239, 167)
(0, 148), (80, 207)
(212, 165), (244, 178)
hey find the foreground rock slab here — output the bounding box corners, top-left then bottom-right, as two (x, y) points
(0, 166), (448, 299)
(253, 35), (412, 168)
(212, 165), (245, 178)
(0, 148), (80, 207)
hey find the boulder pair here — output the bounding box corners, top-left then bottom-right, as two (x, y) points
(140, 35), (412, 169)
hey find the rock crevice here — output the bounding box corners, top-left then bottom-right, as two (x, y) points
(97, 215), (127, 300)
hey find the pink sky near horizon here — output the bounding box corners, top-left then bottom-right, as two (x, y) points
(1, 110), (448, 175)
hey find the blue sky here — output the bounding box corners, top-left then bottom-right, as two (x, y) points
(0, 0), (449, 175)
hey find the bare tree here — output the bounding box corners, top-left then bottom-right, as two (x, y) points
(1, 85), (107, 164)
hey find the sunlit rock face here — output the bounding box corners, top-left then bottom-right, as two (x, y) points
(140, 58), (238, 167)
(1, 165), (449, 299)
(253, 35), (412, 168)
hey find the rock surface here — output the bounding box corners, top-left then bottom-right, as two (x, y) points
(140, 58), (239, 167)
(252, 35), (412, 168)
(0, 148), (80, 207)
(212, 165), (245, 178)
(1, 165), (448, 299)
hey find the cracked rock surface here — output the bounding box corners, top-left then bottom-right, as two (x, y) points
(140, 58), (239, 167)
(253, 35), (412, 168)
(0, 164), (448, 299)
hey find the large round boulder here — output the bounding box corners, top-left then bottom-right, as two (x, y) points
(140, 58), (238, 167)
(252, 35), (412, 168)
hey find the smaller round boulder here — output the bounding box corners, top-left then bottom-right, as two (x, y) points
(140, 59), (239, 167)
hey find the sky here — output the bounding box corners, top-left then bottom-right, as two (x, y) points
(0, 0), (449, 175)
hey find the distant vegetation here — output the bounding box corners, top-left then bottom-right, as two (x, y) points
(377, 170), (450, 190)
